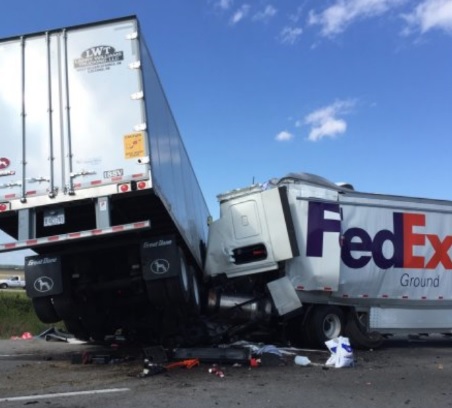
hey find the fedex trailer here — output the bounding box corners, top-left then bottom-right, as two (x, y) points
(204, 173), (452, 348)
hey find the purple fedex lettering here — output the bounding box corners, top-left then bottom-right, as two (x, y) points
(306, 202), (341, 257)
(341, 213), (404, 269)
(307, 207), (452, 270)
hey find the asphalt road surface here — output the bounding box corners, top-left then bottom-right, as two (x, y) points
(1, 335), (452, 408)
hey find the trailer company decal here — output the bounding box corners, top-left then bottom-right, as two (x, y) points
(0, 158), (10, 169)
(124, 132), (145, 159)
(150, 259), (170, 275)
(74, 45), (124, 73)
(143, 239), (173, 248)
(0, 157), (14, 177)
(306, 201), (452, 271)
(33, 276), (55, 293)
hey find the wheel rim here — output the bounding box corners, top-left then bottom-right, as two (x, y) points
(323, 313), (342, 339)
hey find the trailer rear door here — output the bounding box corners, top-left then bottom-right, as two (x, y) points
(0, 17), (149, 202)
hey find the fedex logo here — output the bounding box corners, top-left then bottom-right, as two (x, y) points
(306, 201), (452, 270)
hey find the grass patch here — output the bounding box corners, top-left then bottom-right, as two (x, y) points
(0, 291), (58, 338)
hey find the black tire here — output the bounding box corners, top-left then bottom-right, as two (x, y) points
(146, 280), (168, 306)
(0, 283), (8, 289)
(344, 311), (384, 349)
(304, 305), (345, 348)
(186, 266), (202, 315)
(52, 295), (78, 320)
(165, 249), (190, 305)
(32, 297), (60, 324)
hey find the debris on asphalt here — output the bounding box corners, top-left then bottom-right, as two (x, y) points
(165, 358), (199, 369)
(10, 332), (33, 340)
(325, 336), (355, 368)
(172, 346), (251, 364)
(36, 327), (86, 344)
(208, 364), (225, 378)
(138, 359), (167, 377)
(143, 345), (168, 364)
(294, 355), (312, 366)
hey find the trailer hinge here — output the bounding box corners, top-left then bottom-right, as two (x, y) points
(137, 156), (150, 164)
(131, 91), (144, 100)
(126, 32), (138, 40)
(70, 170), (96, 179)
(27, 177), (50, 183)
(129, 61), (141, 70)
(134, 123), (147, 131)
(0, 170), (16, 177)
(0, 181), (22, 189)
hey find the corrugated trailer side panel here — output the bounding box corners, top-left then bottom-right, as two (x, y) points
(139, 27), (209, 266)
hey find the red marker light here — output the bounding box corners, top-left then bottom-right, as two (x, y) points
(119, 184), (129, 193)
(137, 181), (146, 190)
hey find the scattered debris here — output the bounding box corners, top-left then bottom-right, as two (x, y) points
(143, 346), (168, 365)
(165, 358), (199, 369)
(325, 336), (355, 368)
(138, 359), (167, 377)
(208, 365), (225, 378)
(36, 327), (86, 344)
(10, 332), (33, 340)
(294, 355), (312, 366)
(172, 346), (251, 364)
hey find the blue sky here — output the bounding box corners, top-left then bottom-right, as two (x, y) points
(1, 0), (451, 264)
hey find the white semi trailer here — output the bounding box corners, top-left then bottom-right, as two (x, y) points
(204, 173), (452, 348)
(0, 16), (210, 344)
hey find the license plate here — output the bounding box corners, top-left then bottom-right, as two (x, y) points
(43, 209), (65, 227)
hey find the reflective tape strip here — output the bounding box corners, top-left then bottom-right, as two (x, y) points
(0, 220), (151, 253)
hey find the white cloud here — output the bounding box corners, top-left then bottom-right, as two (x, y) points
(308, 0), (407, 37)
(289, 6), (304, 23)
(303, 100), (356, 142)
(279, 26), (303, 44)
(215, 0), (234, 10)
(230, 4), (251, 25)
(253, 5), (277, 22)
(403, 0), (452, 35)
(275, 130), (294, 142)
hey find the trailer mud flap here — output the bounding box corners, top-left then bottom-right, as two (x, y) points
(141, 236), (181, 281)
(25, 255), (63, 298)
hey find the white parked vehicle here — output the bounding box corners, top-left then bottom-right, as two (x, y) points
(0, 275), (26, 289)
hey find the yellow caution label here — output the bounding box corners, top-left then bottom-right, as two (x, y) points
(124, 132), (145, 159)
